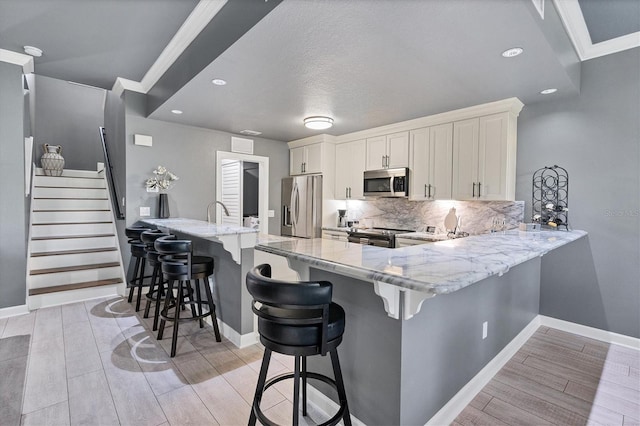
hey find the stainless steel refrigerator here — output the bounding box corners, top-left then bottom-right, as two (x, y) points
(281, 175), (323, 238)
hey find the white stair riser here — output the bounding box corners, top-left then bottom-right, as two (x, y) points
(33, 175), (106, 189)
(31, 223), (114, 238)
(29, 266), (122, 289)
(28, 283), (125, 310)
(35, 168), (100, 179)
(33, 187), (107, 199)
(30, 251), (121, 270)
(32, 210), (113, 224)
(31, 236), (117, 253)
(32, 198), (111, 211)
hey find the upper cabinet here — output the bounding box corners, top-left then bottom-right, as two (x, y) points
(365, 131), (409, 170)
(409, 123), (453, 200)
(452, 112), (516, 201)
(335, 139), (366, 200)
(290, 143), (323, 175)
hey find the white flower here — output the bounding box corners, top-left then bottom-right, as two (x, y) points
(145, 166), (179, 191)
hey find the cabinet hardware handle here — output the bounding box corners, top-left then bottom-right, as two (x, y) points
(428, 184), (432, 198)
(424, 184), (427, 198)
(349, 187), (352, 198)
(346, 187), (349, 198)
(472, 182), (476, 197)
(386, 155), (389, 168)
(477, 182), (481, 197)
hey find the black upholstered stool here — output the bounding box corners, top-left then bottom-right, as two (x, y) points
(154, 236), (222, 357)
(141, 229), (172, 331)
(125, 226), (152, 311)
(246, 264), (351, 426)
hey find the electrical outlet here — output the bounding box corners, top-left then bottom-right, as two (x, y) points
(140, 206), (150, 217)
(482, 321), (488, 339)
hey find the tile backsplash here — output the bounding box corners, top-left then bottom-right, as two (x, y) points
(340, 199), (524, 235)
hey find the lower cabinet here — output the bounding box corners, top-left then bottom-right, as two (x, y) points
(395, 237), (434, 248)
(322, 230), (348, 242)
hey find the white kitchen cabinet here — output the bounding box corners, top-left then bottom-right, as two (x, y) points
(365, 132), (409, 170)
(409, 123), (453, 200)
(452, 112), (516, 200)
(290, 143), (323, 175)
(335, 139), (366, 200)
(395, 237), (432, 248)
(322, 230), (348, 242)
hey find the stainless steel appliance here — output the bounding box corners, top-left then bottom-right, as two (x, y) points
(363, 168), (409, 197)
(337, 209), (347, 227)
(347, 227), (415, 248)
(281, 175), (323, 238)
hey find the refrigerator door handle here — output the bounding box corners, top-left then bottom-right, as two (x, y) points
(291, 183), (299, 228)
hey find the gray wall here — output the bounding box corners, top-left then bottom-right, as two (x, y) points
(34, 75), (105, 171)
(0, 62), (28, 309)
(516, 48), (640, 338)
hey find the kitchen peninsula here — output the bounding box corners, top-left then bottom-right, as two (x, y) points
(255, 229), (587, 425)
(141, 218), (260, 347)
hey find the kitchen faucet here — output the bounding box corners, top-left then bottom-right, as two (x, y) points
(207, 201), (230, 224)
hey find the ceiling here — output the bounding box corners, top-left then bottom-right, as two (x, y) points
(1, 0), (638, 142)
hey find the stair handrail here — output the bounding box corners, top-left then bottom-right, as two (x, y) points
(99, 126), (125, 220)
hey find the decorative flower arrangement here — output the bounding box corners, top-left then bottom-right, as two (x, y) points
(145, 165), (179, 192)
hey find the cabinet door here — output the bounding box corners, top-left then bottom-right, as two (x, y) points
(365, 136), (387, 170)
(429, 123), (453, 200)
(386, 131), (409, 168)
(347, 139), (366, 199)
(335, 143), (351, 200)
(409, 128), (430, 200)
(478, 113), (509, 200)
(290, 146), (305, 175)
(452, 118), (479, 200)
(304, 143), (323, 174)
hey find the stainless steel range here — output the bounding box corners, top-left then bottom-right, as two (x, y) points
(347, 227), (415, 248)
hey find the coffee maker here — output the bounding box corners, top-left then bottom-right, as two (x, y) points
(337, 209), (347, 227)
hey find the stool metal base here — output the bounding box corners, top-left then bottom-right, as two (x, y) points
(250, 348), (352, 426)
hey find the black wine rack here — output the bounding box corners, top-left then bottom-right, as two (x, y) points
(532, 165), (569, 230)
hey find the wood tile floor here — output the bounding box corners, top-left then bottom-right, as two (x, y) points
(1, 296), (638, 426)
(454, 326), (640, 426)
(0, 295), (334, 426)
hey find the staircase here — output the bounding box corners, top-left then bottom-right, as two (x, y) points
(27, 167), (126, 309)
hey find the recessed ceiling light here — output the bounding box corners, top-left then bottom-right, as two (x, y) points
(304, 116), (333, 130)
(240, 130), (262, 136)
(171, 109), (183, 114)
(212, 79), (227, 86)
(540, 88), (558, 95)
(501, 47), (523, 58)
(23, 45), (43, 57)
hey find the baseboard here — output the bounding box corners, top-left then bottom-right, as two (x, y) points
(0, 304), (30, 319)
(28, 283), (123, 310)
(426, 315), (542, 426)
(202, 316), (259, 349)
(539, 315), (640, 350)
(306, 384), (366, 426)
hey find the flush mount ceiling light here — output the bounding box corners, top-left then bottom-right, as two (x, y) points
(501, 47), (523, 58)
(171, 109), (183, 114)
(211, 78), (227, 86)
(23, 45), (43, 57)
(304, 116), (333, 130)
(540, 88), (558, 94)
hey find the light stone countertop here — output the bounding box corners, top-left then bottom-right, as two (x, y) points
(141, 217), (258, 238)
(255, 229), (587, 296)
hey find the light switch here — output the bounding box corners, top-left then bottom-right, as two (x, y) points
(140, 206), (150, 217)
(268, 209), (275, 218)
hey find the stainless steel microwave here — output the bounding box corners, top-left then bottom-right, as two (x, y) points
(363, 168), (409, 197)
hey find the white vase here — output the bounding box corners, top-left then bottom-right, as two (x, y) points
(41, 144), (65, 176)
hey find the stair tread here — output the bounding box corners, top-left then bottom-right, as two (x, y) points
(30, 262), (121, 275)
(29, 278), (123, 296)
(31, 247), (118, 257)
(32, 233), (115, 241)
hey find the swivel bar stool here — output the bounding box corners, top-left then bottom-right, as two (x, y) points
(154, 236), (222, 357)
(141, 229), (172, 331)
(125, 226), (152, 311)
(246, 263), (352, 426)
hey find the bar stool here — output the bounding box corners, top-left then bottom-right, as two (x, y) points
(154, 236), (222, 357)
(246, 263), (352, 426)
(125, 226), (152, 311)
(141, 229), (172, 331)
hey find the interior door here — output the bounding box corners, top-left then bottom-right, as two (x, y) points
(219, 159), (242, 226)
